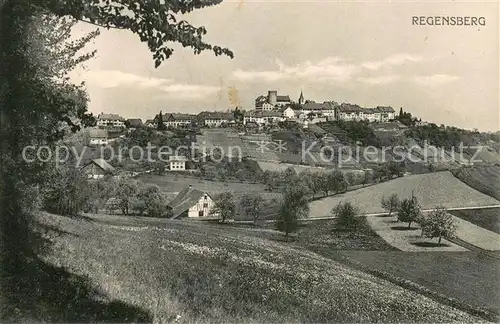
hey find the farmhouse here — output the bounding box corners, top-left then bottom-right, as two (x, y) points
(167, 185), (218, 218)
(87, 128), (109, 145)
(168, 155), (187, 171)
(197, 111), (235, 127)
(96, 113), (125, 128)
(82, 158), (114, 179)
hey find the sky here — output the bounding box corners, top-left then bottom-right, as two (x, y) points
(70, 0), (499, 131)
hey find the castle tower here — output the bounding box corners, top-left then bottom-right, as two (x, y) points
(268, 90), (277, 106)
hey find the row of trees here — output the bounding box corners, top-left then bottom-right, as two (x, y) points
(381, 193), (458, 243)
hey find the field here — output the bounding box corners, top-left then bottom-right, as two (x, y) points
(452, 166), (500, 200)
(450, 208), (500, 234)
(341, 251), (500, 314)
(31, 212), (487, 323)
(138, 173), (266, 194)
(309, 171), (500, 216)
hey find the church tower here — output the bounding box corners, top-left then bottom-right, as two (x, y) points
(298, 90), (305, 105)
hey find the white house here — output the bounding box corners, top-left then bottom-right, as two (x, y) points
(168, 155), (187, 171)
(96, 113), (125, 128)
(87, 128), (109, 145)
(244, 110), (285, 126)
(167, 186), (218, 218)
(281, 107), (296, 119)
(197, 111), (235, 127)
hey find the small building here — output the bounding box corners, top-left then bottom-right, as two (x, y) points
(162, 113), (196, 128)
(281, 106), (296, 119)
(144, 119), (156, 128)
(82, 158), (115, 179)
(96, 113), (125, 128)
(126, 118), (143, 129)
(168, 155), (187, 171)
(87, 128), (109, 146)
(167, 186), (218, 219)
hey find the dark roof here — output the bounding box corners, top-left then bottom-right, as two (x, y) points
(375, 106), (395, 113)
(163, 113), (196, 121)
(126, 119), (143, 127)
(167, 187), (208, 218)
(277, 95), (291, 102)
(302, 102), (335, 111)
(145, 119), (155, 125)
(98, 113), (124, 121)
(339, 103), (363, 113)
(83, 158), (115, 173)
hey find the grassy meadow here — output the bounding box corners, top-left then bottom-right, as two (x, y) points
(29, 212), (491, 323)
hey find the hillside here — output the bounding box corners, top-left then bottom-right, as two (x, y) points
(35, 213), (483, 323)
(309, 171), (500, 216)
(452, 166), (500, 201)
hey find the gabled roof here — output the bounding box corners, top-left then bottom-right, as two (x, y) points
(98, 113), (124, 121)
(167, 186), (208, 218)
(84, 158), (115, 173)
(126, 119), (143, 127)
(163, 113), (196, 121)
(302, 102), (334, 111)
(375, 106), (395, 113)
(339, 103), (363, 113)
(277, 95), (291, 102)
(145, 119), (155, 125)
(88, 128), (108, 138)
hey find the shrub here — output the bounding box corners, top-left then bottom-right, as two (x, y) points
(41, 167), (91, 216)
(332, 202), (360, 231)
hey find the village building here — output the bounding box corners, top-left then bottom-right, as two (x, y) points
(281, 106), (296, 119)
(167, 185), (218, 219)
(168, 155), (187, 171)
(81, 158), (115, 179)
(96, 113), (126, 128)
(144, 119), (156, 128)
(126, 118), (143, 129)
(243, 110), (285, 126)
(197, 111), (235, 127)
(300, 101), (337, 118)
(86, 128), (109, 146)
(162, 113), (196, 128)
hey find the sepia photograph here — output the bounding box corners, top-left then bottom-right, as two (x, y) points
(0, 0), (499, 323)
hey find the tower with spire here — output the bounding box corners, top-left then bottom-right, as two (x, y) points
(298, 90), (305, 105)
